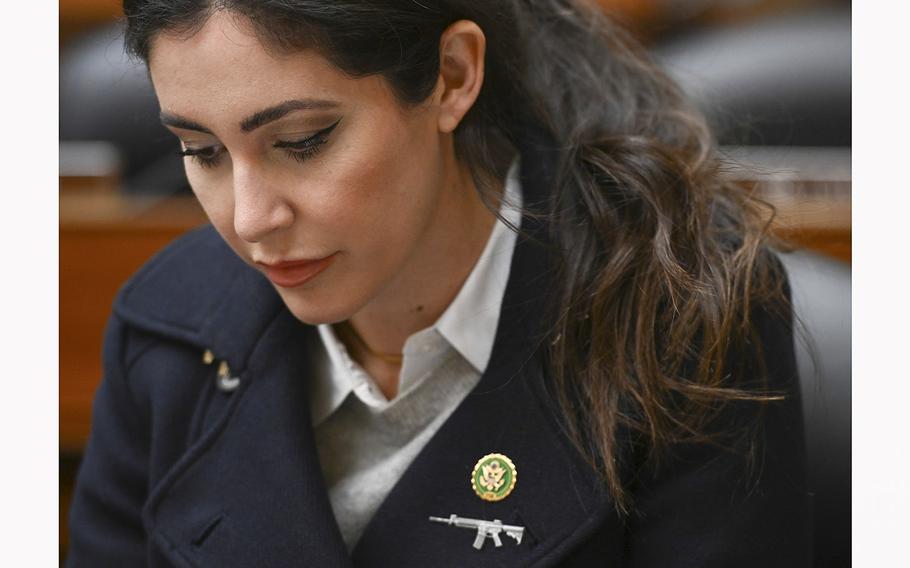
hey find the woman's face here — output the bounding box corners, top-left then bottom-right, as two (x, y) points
(148, 12), (458, 325)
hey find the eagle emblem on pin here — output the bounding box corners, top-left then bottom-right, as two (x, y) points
(471, 453), (517, 501)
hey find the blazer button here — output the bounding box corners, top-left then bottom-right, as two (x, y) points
(216, 360), (240, 392)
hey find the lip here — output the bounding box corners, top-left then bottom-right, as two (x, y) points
(257, 253), (337, 288)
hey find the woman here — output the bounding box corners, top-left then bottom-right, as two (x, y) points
(67, 1), (811, 566)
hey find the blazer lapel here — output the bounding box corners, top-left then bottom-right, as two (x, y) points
(141, 309), (353, 568)
(351, 165), (621, 566)
(350, 339), (620, 568)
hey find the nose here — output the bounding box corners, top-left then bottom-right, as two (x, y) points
(232, 161), (294, 243)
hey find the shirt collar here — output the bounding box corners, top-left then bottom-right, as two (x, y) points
(434, 158), (523, 373)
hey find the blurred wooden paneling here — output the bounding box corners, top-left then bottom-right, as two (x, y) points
(595, 0), (828, 40)
(726, 146), (851, 262)
(765, 190), (851, 262)
(596, 0), (662, 27)
(60, 0), (122, 46)
(61, 0), (830, 47)
(699, 0), (829, 26)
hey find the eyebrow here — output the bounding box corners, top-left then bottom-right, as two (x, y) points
(240, 99), (340, 132)
(159, 98), (341, 135)
(159, 113), (213, 134)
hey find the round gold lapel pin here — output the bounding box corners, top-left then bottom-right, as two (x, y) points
(471, 453), (517, 502)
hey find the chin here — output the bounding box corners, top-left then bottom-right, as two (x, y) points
(275, 287), (361, 326)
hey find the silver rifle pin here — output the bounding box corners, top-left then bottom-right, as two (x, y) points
(429, 514), (524, 550)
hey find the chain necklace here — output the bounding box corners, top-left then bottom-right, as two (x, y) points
(335, 321), (404, 365)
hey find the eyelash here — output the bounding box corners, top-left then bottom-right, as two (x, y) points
(177, 118), (342, 169)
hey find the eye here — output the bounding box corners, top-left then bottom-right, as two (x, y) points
(177, 144), (225, 169)
(273, 118), (342, 164)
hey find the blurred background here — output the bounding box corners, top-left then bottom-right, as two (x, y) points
(60, 0), (851, 565)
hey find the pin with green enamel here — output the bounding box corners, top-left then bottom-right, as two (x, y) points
(471, 453), (517, 502)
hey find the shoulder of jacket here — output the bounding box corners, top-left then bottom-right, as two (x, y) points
(111, 225), (282, 352)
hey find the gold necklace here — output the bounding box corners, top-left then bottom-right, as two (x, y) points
(336, 321), (403, 365)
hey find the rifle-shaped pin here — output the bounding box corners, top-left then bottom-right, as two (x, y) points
(429, 514), (525, 550)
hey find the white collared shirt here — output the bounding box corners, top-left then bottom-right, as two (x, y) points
(307, 158), (523, 551)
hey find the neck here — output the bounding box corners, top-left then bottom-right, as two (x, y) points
(342, 159), (501, 367)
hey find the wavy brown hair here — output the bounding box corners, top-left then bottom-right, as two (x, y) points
(123, 0), (789, 514)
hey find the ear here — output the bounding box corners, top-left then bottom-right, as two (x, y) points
(434, 20), (486, 133)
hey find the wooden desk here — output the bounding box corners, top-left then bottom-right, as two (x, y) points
(763, 187), (851, 262)
(725, 146), (851, 262)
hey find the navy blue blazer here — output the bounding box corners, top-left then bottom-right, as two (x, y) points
(66, 157), (811, 567)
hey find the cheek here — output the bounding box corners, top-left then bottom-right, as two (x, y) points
(185, 167), (247, 251)
(315, 136), (439, 256)
(187, 167), (230, 216)
(341, 115), (439, 228)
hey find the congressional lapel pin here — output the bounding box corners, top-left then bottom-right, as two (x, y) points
(471, 453), (517, 502)
(429, 514), (525, 550)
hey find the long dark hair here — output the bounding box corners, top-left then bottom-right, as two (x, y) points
(123, 0), (788, 514)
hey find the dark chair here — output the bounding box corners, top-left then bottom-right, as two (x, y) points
(655, 6), (851, 147)
(658, 15), (852, 561)
(779, 250), (852, 568)
(60, 22), (189, 194)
